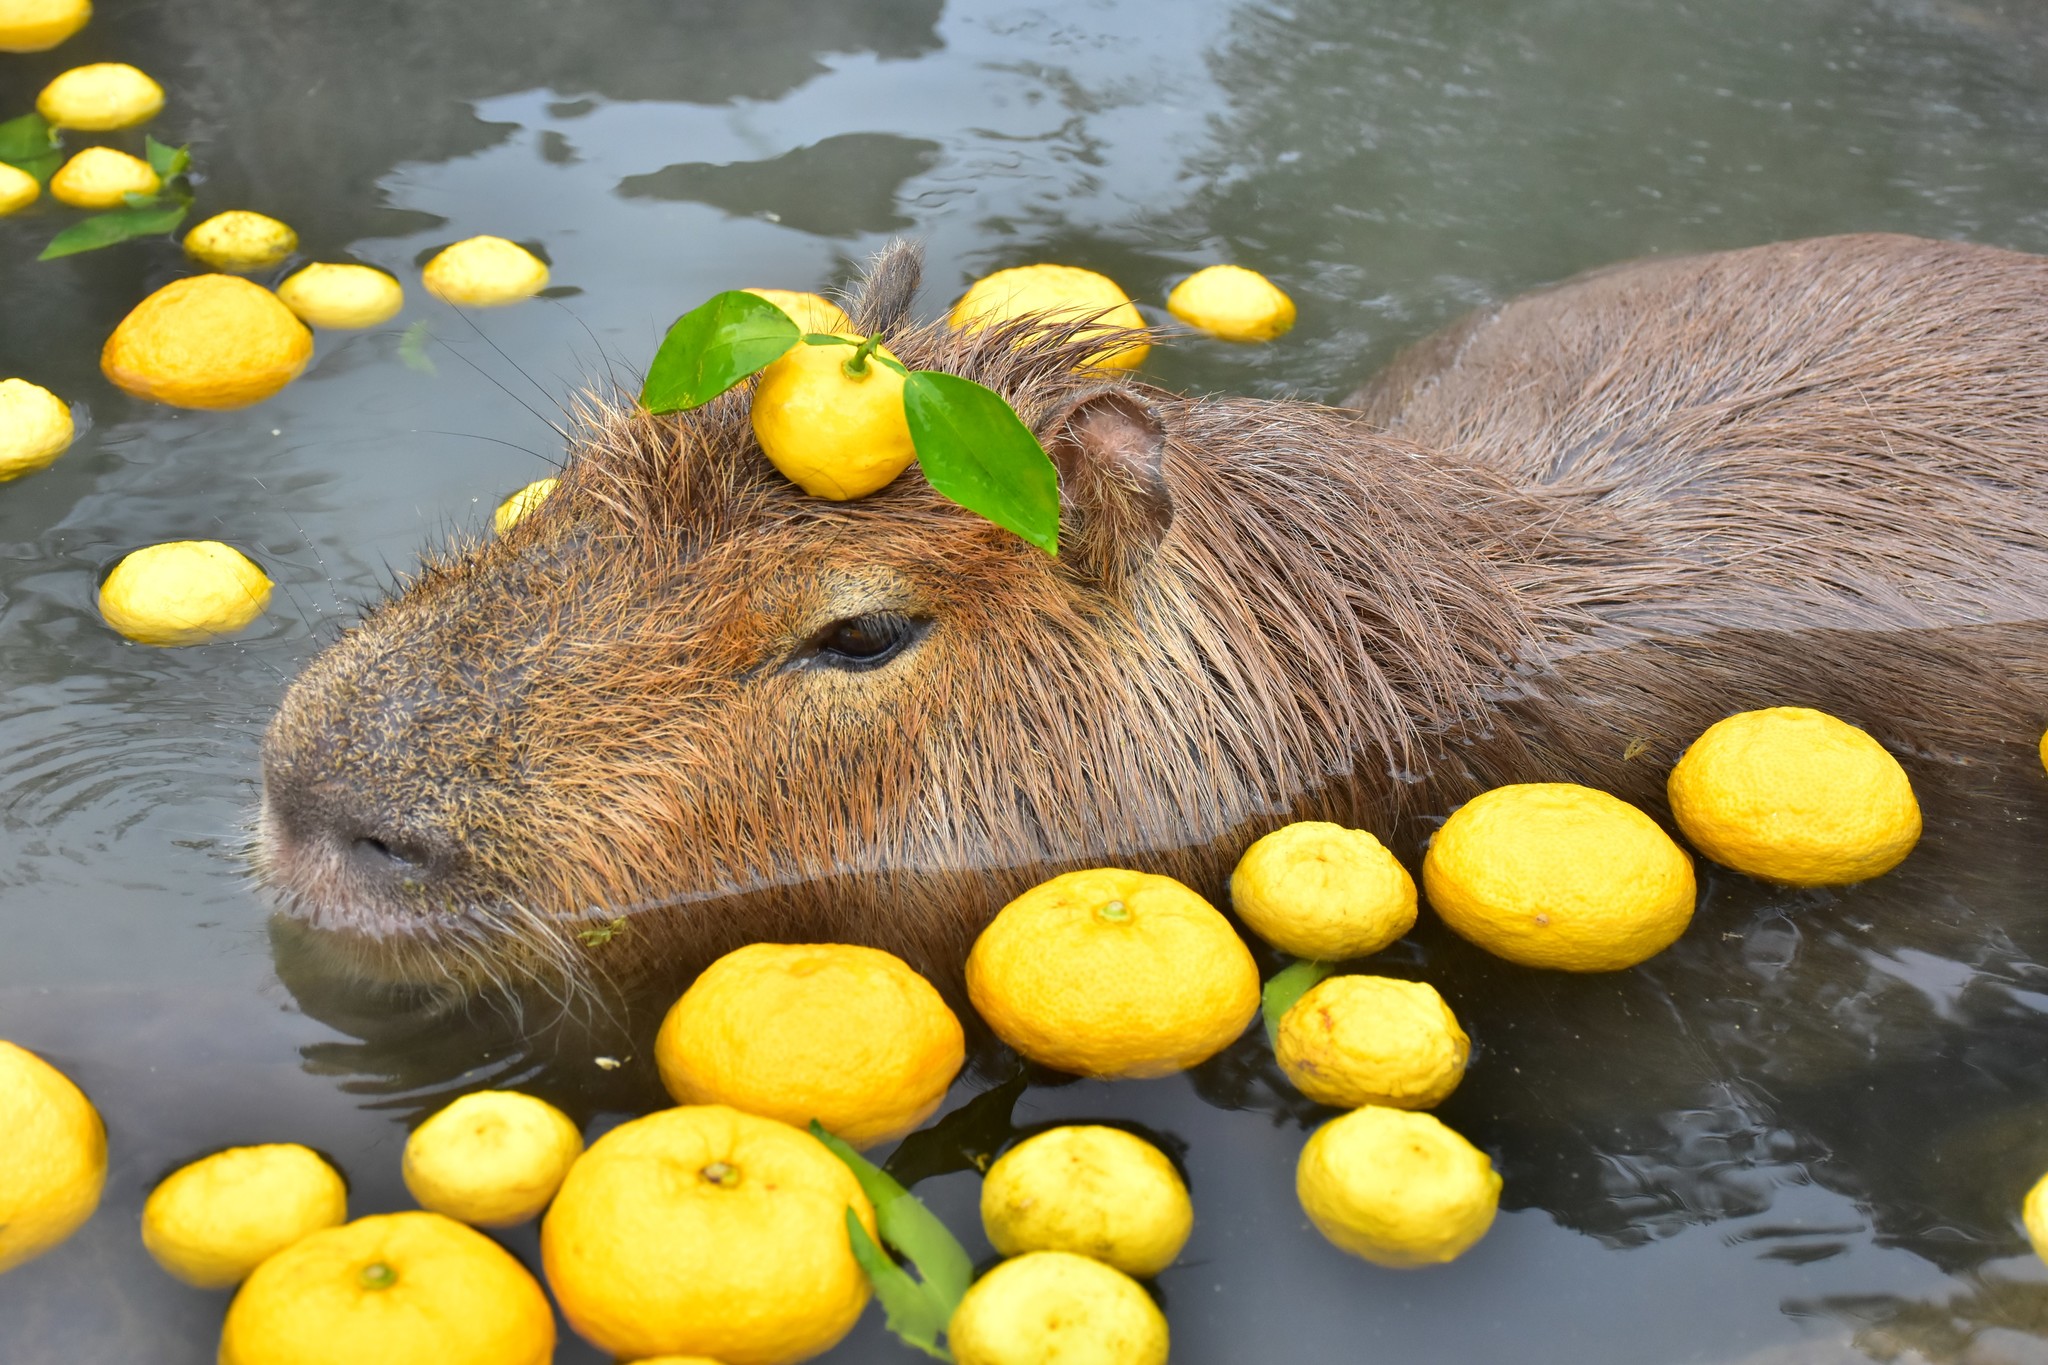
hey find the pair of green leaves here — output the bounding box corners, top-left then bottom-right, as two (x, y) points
(1, 111), (197, 260)
(640, 290), (1061, 554)
(812, 1121), (974, 1361)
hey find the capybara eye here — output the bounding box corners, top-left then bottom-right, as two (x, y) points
(798, 613), (928, 672)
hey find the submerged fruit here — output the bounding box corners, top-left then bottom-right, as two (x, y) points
(219, 1211), (555, 1365)
(48, 145), (157, 209)
(102, 274), (313, 409)
(1166, 264), (1296, 342)
(0, 1039), (105, 1274)
(1422, 782), (1695, 972)
(403, 1091), (583, 1227)
(950, 263), (1149, 370)
(980, 1125), (1192, 1279)
(0, 378), (75, 482)
(1296, 1105), (1500, 1268)
(1230, 820), (1416, 961)
(744, 288), (853, 334)
(141, 1143), (347, 1288)
(98, 540), (273, 646)
(0, 0), (92, 52)
(492, 477), (558, 535)
(0, 162), (40, 216)
(1668, 706), (1921, 885)
(541, 1105), (875, 1364)
(421, 236), (549, 306)
(655, 942), (963, 1149)
(1275, 974), (1469, 1110)
(276, 262), (405, 329)
(184, 210), (299, 272)
(750, 336), (915, 500)
(36, 61), (163, 129)
(948, 1251), (1168, 1365)
(966, 867), (1260, 1079)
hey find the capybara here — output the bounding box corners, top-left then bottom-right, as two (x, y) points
(258, 233), (2048, 997)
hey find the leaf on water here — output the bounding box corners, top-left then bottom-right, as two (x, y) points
(1261, 958), (1337, 1048)
(0, 112), (57, 165)
(884, 1066), (1029, 1188)
(38, 202), (190, 261)
(639, 290), (801, 414)
(811, 1121), (974, 1313)
(845, 1210), (954, 1362)
(144, 135), (190, 181)
(397, 321), (436, 375)
(903, 371), (1060, 554)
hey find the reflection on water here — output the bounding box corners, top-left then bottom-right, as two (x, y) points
(4, 0), (2048, 1360)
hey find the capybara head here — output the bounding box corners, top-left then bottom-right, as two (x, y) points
(258, 241), (1538, 998)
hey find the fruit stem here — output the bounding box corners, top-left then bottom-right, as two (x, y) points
(359, 1262), (397, 1290)
(1095, 899), (1130, 923)
(843, 333), (886, 378)
(700, 1160), (740, 1188)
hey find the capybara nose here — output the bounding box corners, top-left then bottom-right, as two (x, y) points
(345, 831), (438, 884)
(261, 759), (466, 900)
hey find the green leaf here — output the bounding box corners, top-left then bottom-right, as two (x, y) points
(0, 112), (57, 165)
(397, 321), (436, 375)
(143, 135), (190, 181)
(884, 1066), (1029, 1188)
(1262, 958), (1337, 1048)
(38, 202), (189, 260)
(10, 151), (60, 183)
(903, 371), (1060, 554)
(639, 290), (801, 414)
(811, 1121), (973, 1311)
(846, 1210), (954, 1362)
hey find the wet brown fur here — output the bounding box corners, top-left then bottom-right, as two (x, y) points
(258, 232), (2048, 1001)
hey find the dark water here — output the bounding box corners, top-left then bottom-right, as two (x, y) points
(4, 0), (2048, 1360)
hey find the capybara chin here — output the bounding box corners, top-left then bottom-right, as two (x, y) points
(257, 233), (2048, 998)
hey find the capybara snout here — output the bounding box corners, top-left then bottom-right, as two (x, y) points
(259, 234), (2048, 996)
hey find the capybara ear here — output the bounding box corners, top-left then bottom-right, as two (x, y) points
(1048, 388), (1173, 588)
(846, 238), (924, 336)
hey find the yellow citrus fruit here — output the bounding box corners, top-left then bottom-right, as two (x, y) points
(0, 162), (40, 215)
(949, 263), (1149, 370)
(1230, 821), (1416, 961)
(1276, 975), (1468, 1110)
(183, 210), (299, 272)
(48, 145), (157, 209)
(629, 1359), (728, 1365)
(141, 1143), (347, 1289)
(1422, 783), (1695, 972)
(656, 942), (964, 1149)
(980, 1126), (1191, 1279)
(2040, 727), (2047, 776)
(98, 540), (273, 646)
(0, 1040), (105, 1275)
(1166, 264), (1296, 342)
(102, 274), (314, 409)
(403, 1090), (583, 1228)
(0, 378), (74, 482)
(745, 288), (853, 334)
(276, 262), (405, 329)
(422, 236), (549, 306)
(1296, 1105), (1500, 1268)
(541, 1104), (876, 1365)
(219, 1210), (554, 1365)
(2025, 1171), (2048, 1265)
(967, 867), (1261, 1079)
(0, 0), (92, 52)
(948, 1250), (1168, 1365)
(749, 337), (915, 500)
(1667, 706), (1921, 886)
(493, 477), (559, 535)
(36, 61), (163, 130)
